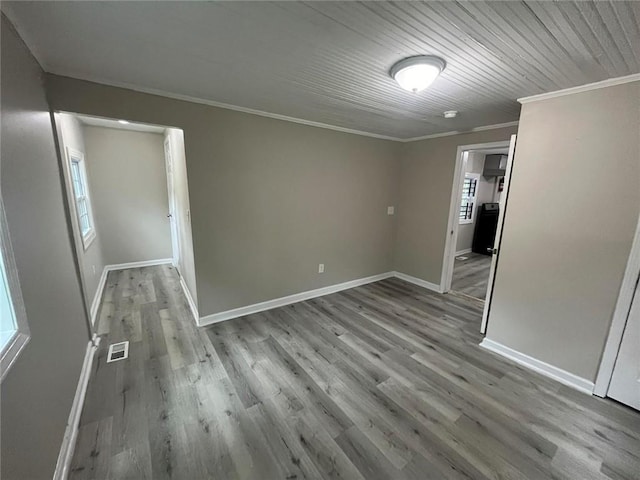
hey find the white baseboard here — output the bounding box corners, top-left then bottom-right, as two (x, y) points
(89, 268), (109, 326)
(89, 258), (173, 326)
(179, 275), (199, 322)
(392, 271), (444, 293)
(455, 248), (472, 256)
(480, 338), (595, 395)
(198, 272), (396, 327)
(53, 335), (101, 480)
(105, 258), (173, 271)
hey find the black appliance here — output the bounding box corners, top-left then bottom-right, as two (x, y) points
(472, 203), (499, 255)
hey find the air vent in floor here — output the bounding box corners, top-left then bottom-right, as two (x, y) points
(107, 341), (129, 363)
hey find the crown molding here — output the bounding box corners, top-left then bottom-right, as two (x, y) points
(399, 121), (519, 143)
(518, 73), (640, 104)
(48, 69), (404, 142)
(48, 69), (521, 144)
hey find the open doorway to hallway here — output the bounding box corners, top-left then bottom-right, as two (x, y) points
(54, 113), (198, 333)
(451, 147), (508, 301)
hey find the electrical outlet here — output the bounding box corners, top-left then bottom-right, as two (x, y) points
(318, 263), (325, 273)
(387, 206), (395, 215)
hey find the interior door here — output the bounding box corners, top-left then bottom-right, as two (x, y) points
(480, 134), (516, 334)
(608, 278), (640, 410)
(164, 137), (181, 271)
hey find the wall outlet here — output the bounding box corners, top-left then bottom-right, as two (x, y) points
(318, 263), (325, 273)
(387, 206), (395, 215)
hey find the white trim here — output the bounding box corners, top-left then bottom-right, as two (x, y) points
(53, 335), (100, 480)
(198, 272), (395, 326)
(400, 121), (519, 143)
(441, 140), (511, 295)
(455, 249), (472, 256)
(481, 135), (517, 334)
(480, 338), (595, 395)
(0, 197), (30, 382)
(104, 258), (173, 271)
(594, 211), (640, 397)
(89, 258), (173, 326)
(179, 275), (199, 322)
(518, 73), (640, 104)
(66, 147), (97, 251)
(45, 68), (519, 143)
(393, 271), (443, 294)
(89, 266), (109, 326)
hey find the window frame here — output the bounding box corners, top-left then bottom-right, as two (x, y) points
(1, 196), (30, 382)
(66, 148), (96, 250)
(459, 172), (480, 225)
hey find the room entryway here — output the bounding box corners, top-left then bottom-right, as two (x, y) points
(442, 137), (516, 333)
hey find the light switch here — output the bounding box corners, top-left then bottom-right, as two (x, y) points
(387, 206), (395, 215)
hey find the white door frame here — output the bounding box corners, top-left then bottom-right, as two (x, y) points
(594, 211), (640, 397)
(480, 135), (517, 334)
(164, 135), (181, 271)
(440, 140), (512, 295)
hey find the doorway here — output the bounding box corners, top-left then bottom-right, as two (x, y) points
(54, 112), (198, 333)
(594, 212), (640, 411)
(441, 136), (516, 332)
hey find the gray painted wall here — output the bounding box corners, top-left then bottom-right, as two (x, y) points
(1, 15), (90, 479)
(486, 81), (640, 382)
(56, 113), (108, 307)
(83, 126), (172, 265)
(394, 126), (519, 286)
(45, 75), (399, 317)
(165, 128), (198, 306)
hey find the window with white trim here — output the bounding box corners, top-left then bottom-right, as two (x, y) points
(1, 197), (30, 382)
(459, 173), (480, 224)
(67, 148), (96, 249)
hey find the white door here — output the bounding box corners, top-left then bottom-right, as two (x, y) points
(481, 134), (517, 334)
(164, 137), (181, 270)
(608, 279), (640, 410)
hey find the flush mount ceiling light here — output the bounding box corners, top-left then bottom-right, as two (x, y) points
(444, 110), (458, 118)
(390, 55), (446, 93)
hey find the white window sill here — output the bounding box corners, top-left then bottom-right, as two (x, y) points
(1, 330), (30, 382)
(459, 219), (473, 225)
(82, 229), (96, 250)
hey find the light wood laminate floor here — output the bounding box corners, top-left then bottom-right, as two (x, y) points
(451, 253), (492, 300)
(70, 265), (640, 479)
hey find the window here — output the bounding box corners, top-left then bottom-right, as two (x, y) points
(459, 173), (480, 224)
(67, 148), (96, 249)
(1, 197), (30, 381)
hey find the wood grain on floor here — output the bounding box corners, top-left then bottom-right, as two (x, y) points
(70, 265), (640, 479)
(451, 252), (492, 300)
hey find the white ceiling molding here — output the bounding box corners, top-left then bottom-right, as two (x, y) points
(400, 121), (520, 143)
(518, 73), (640, 104)
(52, 72), (519, 143)
(52, 71), (402, 142)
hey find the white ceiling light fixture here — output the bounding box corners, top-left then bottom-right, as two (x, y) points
(444, 110), (458, 118)
(390, 55), (446, 93)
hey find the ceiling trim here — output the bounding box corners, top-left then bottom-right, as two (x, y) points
(52, 70), (522, 144)
(49, 71), (403, 142)
(400, 121), (519, 143)
(518, 73), (640, 104)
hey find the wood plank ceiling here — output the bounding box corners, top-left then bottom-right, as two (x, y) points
(4, 1), (639, 139)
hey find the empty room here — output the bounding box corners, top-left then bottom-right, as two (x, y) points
(1, 2), (638, 480)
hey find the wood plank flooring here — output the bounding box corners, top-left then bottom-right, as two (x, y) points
(70, 264), (640, 479)
(451, 253), (492, 300)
